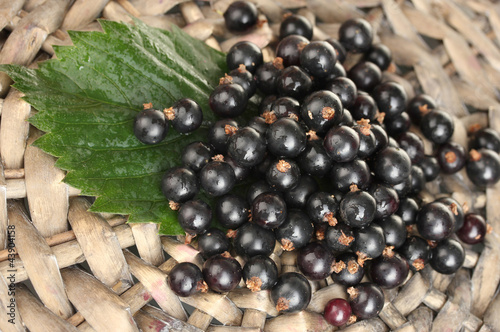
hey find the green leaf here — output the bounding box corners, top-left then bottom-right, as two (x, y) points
(0, 20), (230, 235)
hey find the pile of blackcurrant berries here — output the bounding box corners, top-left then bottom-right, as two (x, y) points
(133, 2), (500, 327)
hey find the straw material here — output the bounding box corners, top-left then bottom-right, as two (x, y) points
(0, 0), (500, 331)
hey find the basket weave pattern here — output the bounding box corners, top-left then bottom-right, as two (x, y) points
(0, 0), (500, 331)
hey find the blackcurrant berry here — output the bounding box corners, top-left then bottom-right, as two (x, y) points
(182, 141), (214, 172)
(229, 66), (257, 98)
(276, 209), (314, 251)
(200, 160), (236, 197)
(243, 255), (279, 292)
(371, 82), (407, 119)
(384, 112), (411, 138)
(339, 186), (376, 228)
(279, 14), (313, 40)
(437, 141), (466, 174)
(330, 159), (372, 193)
(167, 98), (203, 134)
(331, 252), (365, 287)
(396, 197), (419, 226)
(352, 224), (386, 263)
(371, 146), (412, 185)
(325, 77), (357, 109)
(203, 254), (242, 292)
(348, 61), (381, 92)
(226, 41), (263, 74)
(298, 140), (333, 177)
(270, 96), (300, 120)
(197, 228), (230, 259)
(283, 175), (318, 209)
(233, 222), (276, 257)
(398, 236), (430, 272)
(407, 94), (436, 125)
(251, 192), (287, 229)
(376, 215), (407, 248)
(368, 183), (399, 219)
(266, 117), (307, 158)
(469, 128), (500, 153)
(339, 18), (373, 53)
(457, 213), (487, 245)
(209, 83), (247, 118)
(275, 35), (309, 67)
(306, 192), (339, 224)
(208, 119), (238, 153)
(323, 125), (360, 163)
(271, 272), (312, 313)
(178, 199), (212, 235)
(466, 149), (500, 187)
(168, 262), (207, 297)
(255, 59), (284, 95)
(365, 43), (392, 71)
(369, 248), (409, 289)
(161, 167), (199, 203)
(223, 1), (258, 32)
(429, 238), (465, 275)
(419, 155), (440, 182)
(277, 65), (312, 99)
(215, 194), (248, 229)
(350, 93), (377, 121)
(397, 132), (425, 165)
(300, 41), (338, 78)
(227, 127), (267, 167)
(324, 298), (352, 327)
(301, 90), (343, 133)
(325, 38), (347, 63)
(416, 201), (455, 241)
(325, 222), (355, 253)
(134, 108), (168, 144)
(266, 159), (301, 191)
(348, 283), (384, 319)
(420, 109), (454, 144)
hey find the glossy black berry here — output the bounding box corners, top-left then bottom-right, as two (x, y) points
(251, 192), (287, 229)
(134, 108), (168, 144)
(246, 180), (276, 205)
(215, 194), (248, 229)
(372, 82), (407, 119)
(161, 167), (199, 203)
(351, 93), (377, 121)
(325, 223), (354, 253)
(178, 199), (212, 235)
(259, 94), (278, 114)
(277, 65), (312, 99)
(223, 1), (258, 32)
(243, 255), (279, 292)
(306, 192), (339, 224)
(326, 38), (347, 63)
(275, 35), (309, 67)
(348, 283), (384, 320)
(208, 119), (238, 153)
(436, 196), (464, 231)
(398, 236), (430, 272)
(266, 117), (307, 158)
(297, 242), (334, 280)
(419, 155), (440, 182)
(225, 156), (250, 182)
(376, 215), (407, 248)
(209, 83), (247, 118)
(279, 14), (313, 40)
(182, 142), (214, 172)
(200, 160), (236, 197)
(276, 209), (314, 251)
(271, 272), (312, 313)
(298, 140), (333, 177)
(352, 224), (386, 261)
(266, 159), (301, 191)
(429, 238), (465, 275)
(466, 149), (500, 187)
(396, 197), (419, 226)
(301, 90), (343, 133)
(457, 213), (487, 245)
(330, 159), (372, 193)
(397, 132), (425, 164)
(197, 228), (230, 259)
(331, 252), (364, 287)
(325, 77), (357, 109)
(168, 262), (206, 297)
(324, 125), (360, 162)
(229, 66), (257, 98)
(469, 128), (500, 154)
(354, 120), (376, 159)
(420, 109), (454, 144)
(365, 43), (392, 71)
(437, 141), (466, 174)
(284, 175), (318, 209)
(255, 60), (283, 95)
(227, 41), (263, 74)
(340, 187), (376, 228)
(416, 201), (455, 241)
(370, 250), (409, 289)
(324, 298), (352, 327)
(247, 116), (268, 136)
(203, 255), (242, 293)
(371, 146), (412, 185)
(407, 94), (436, 125)
(233, 222), (276, 257)
(339, 18), (373, 53)
(270, 96), (300, 120)
(392, 176), (412, 198)
(227, 127), (267, 167)
(339, 109), (355, 127)
(408, 165), (425, 196)
(371, 124), (389, 153)
(384, 112), (411, 138)
(168, 98), (203, 133)
(368, 183), (399, 219)
(348, 62), (382, 92)
(300, 41), (337, 78)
